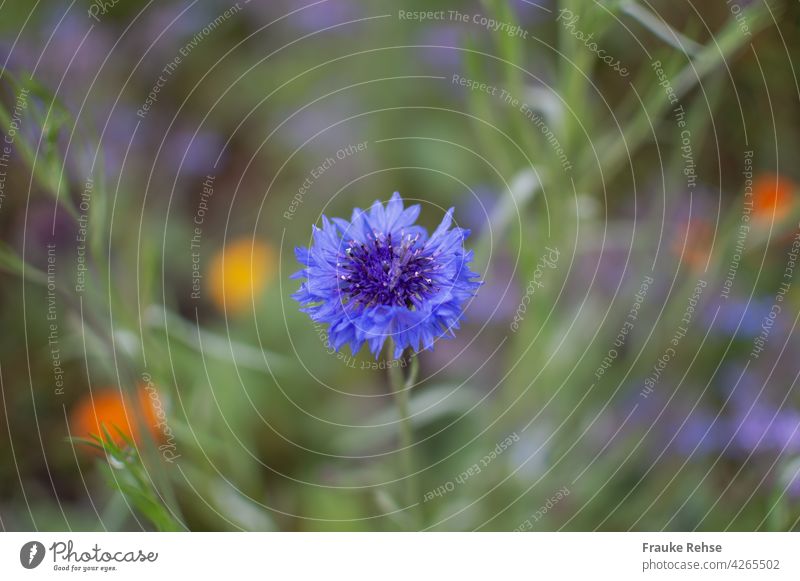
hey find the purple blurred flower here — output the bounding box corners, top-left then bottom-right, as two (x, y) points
(464, 254), (517, 323)
(575, 246), (632, 299)
(141, 3), (219, 42)
(130, 3), (221, 75)
(67, 105), (141, 179)
(16, 201), (77, 272)
(417, 25), (462, 71)
(34, 13), (114, 98)
(510, 0), (555, 27)
(275, 98), (358, 155)
(250, 0), (360, 33)
(787, 466), (800, 497)
(292, 0), (359, 32)
(162, 127), (225, 177)
(0, 40), (27, 72)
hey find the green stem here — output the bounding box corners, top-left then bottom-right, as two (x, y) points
(386, 341), (420, 529)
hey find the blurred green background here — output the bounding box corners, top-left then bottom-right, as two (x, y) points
(1, 0), (800, 531)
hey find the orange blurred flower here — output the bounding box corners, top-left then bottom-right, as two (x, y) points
(209, 237), (276, 314)
(674, 219), (714, 271)
(751, 173), (796, 222)
(70, 386), (160, 449)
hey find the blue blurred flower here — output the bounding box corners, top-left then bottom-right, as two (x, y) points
(292, 192), (481, 358)
(730, 404), (800, 455)
(666, 366), (800, 457)
(704, 296), (774, 339)
(462, 185), (497, 234)
(673, 408), (728, 455)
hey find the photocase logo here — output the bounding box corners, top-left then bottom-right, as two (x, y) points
(20, 541), (46, 569)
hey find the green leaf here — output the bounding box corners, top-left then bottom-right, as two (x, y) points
(145, 305), (293, 373)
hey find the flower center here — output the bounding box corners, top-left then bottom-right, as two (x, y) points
(336, 232), (440, 308)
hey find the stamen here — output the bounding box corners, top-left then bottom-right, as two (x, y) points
(337, 232), (439, 307)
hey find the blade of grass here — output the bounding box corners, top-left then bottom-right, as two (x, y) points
(621, 0), (703, 57)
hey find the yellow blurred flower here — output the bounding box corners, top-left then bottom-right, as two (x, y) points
(209, 238), (276, 314)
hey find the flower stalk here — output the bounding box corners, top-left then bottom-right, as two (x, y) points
(387, 340), (421, 530)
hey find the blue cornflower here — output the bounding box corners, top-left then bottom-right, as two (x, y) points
(292, 192), (482, 358)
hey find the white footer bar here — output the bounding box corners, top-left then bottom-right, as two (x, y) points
(1, 532), (797, 580)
